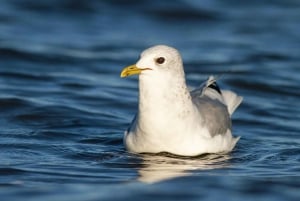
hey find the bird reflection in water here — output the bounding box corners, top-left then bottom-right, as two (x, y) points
(137, 153), (231, 183)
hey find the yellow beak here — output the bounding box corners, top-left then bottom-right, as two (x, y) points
(120, 65), (151, 78)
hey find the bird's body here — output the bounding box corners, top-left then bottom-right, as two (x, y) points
(121, 45), (242, 156)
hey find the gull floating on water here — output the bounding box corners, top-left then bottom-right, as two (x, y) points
(120, 45), (242, 156)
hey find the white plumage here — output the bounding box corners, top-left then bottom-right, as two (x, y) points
(120, 45), (242, 156)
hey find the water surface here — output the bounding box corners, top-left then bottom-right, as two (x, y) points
(0, 0), (300, 200)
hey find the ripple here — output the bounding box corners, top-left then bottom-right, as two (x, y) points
(0, 44), (92, 65)
(149, 7), (222, 22)
(0, 71), (53, 82)
(12, 0), (102, 14)
(0, 167), (27, 175)
(0, 97), (34, 111)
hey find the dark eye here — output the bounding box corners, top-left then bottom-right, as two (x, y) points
(155, 57), (165, 64)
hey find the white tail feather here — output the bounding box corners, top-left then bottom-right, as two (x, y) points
(221, 90), (243, 115)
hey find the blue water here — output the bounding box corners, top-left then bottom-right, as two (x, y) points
(0, 0), (300, 200)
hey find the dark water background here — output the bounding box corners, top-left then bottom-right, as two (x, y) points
(0, 0), (300, 200)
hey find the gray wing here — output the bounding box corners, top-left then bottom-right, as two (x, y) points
(190, 76), (231, 137)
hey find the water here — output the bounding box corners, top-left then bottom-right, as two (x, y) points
(0, 0), (300, 200)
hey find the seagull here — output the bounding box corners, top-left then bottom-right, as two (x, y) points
(120, 45), (242, 156)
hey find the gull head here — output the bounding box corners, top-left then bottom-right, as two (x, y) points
(120, 45), (184, 78)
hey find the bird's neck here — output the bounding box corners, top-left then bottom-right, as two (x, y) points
(137, 74), (193, 132)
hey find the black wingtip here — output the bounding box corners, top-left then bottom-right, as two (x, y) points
(208, 81), (222, 94)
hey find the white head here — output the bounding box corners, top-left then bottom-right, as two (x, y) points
(120, 45), (185, 79)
